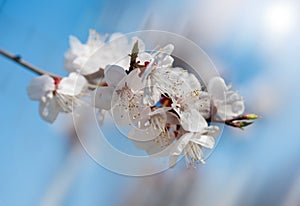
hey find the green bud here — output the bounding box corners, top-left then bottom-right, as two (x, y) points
(244, 114), (260, 120)
(131, 41), (139, 58)
(237, 121), (253, 130)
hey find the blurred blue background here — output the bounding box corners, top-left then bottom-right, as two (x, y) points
(0, 0), (300, 205)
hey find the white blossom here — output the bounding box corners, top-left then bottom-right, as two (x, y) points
(65, 30), (106, 75)
(141, 44), (175, 106)
(163, 67), (211, 132)
(170, 123), (220, 167)
(93, 63), (145, 127)
(21, 28), (258, 169)
(111, 68), (145, 126)
(93, 65), (127, 110)
(130, 108), (176, 155)
(208, 77), (245, 120)
(27, 73), (87, 122)
(65, 30), (146, 75)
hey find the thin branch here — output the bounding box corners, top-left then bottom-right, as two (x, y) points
(212, 118), (246, 128)
(0, 48), (60, 78)
(212, 114), (259, 129)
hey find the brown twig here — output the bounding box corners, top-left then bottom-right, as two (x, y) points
(212, 114), (260, 130)
(0, 48), (60, 78)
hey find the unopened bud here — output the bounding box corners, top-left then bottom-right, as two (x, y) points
(244, 114), (260, 120)
(233, 121), (254, 130)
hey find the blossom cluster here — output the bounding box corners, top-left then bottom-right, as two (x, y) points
(26, 30), (257, 167)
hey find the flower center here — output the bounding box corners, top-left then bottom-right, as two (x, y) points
(53, 77), (62, 91)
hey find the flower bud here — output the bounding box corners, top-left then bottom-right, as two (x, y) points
(244, 114), (260, 120)
(232, 121), (254, 130)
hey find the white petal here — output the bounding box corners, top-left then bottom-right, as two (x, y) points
(216, 96), (245, 120)
(126, 69), (144, 91)
(188, 73), (202, 91)
(136, 52), (152, 64)
(214, 104), (227, 120)
(208, 77), (245, 119)
(58, 73), (87, 96)
(87, 29), (103, 46)
(111, 88), (143, 127)
(129, 108), (169, 141)
(111, 104), (132, 126)
(180, 109), (208, 132)
(81, 56), (105, 75)
(171, 133), (194, 156)
(69, 36), (84, 55)
(113, 99), (143, 126)
(133, 139), (163, 155)
(161, 56), (174, 67)
(191, 134), (215, 149)
(128, 125), (161, 142)
(204, 126), (221, 137)
(27, 75), (55, 101)
(104, 65), (126, 87)
(154, 67), (199, 99)
(154, 44), (174, 68)
(160, 44), (174, 56)
(166, 112), (180, 124)
(232, 100), (245, 114)
(140, 60), (155, 81)
(143, 84), (161, 106)
(65, 31), (105, 75)
(39, 97), (61, 123)
(93, 86), (114, 110)
(207, 76), (227, 100)
(64, 52), (77, 73)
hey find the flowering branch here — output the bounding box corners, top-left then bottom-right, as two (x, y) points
(0, 48), (60, 78)
(1, 30), (260, 168)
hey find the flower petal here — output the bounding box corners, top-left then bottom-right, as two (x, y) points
(128, 125), (161, 142)
(58, 73), (87, 96)
(190, 134), (215, 149)
(208, 77), (245, 119)
(171, 133), (194, 156)
(125, 69), (144, 91)
(39, 97), (61, 123)
(112, 104), (132, 126)
(104, 65), (126, 87)
(207, 76), (227, 100)
(215, 92), (245, 120)
(27, 75), (55, 101)
(136, 52), (152, 64)
(204, 126), (220, 137)
(133, 139), (163, 155)
(143, 83), (161, 106)
(180, 109), (208, 132)
(232, 101), (245, 114)
(87, 29), (103, 46)
(93, 86), (114, 110)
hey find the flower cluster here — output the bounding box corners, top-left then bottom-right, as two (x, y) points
(26, 30), (259, 167)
